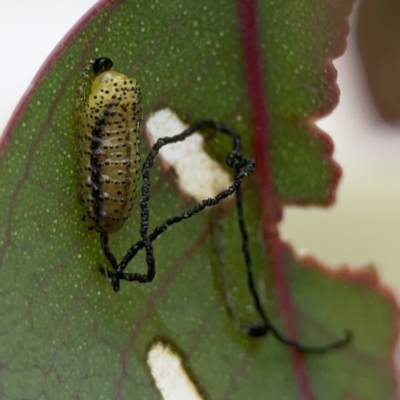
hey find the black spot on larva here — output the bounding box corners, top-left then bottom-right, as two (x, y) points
(76, 57), (142, 234)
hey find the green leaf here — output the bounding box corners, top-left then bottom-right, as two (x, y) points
(0, 0), (398, 399)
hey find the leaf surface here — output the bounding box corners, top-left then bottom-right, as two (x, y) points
(0, 0), (398, 399)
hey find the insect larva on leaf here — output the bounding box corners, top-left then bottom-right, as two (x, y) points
(76, 57), (141, 234)
(75, 57), (351, 353)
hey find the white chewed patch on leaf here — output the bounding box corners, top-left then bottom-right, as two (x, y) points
(147, 341), (203, 400)
(146, 108), (232, 201)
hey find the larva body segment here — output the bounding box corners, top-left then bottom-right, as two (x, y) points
(76, 59), (142, 233)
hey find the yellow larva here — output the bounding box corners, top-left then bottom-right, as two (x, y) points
(75, 57), (141, 233)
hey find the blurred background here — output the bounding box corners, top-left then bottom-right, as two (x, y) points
(0, 0), (399, 295)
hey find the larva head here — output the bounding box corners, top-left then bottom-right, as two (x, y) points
(92, 57), (113, 76)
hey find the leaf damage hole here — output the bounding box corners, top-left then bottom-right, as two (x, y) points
(145, 108), (232, 201)
(147, 341), (204, 400)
